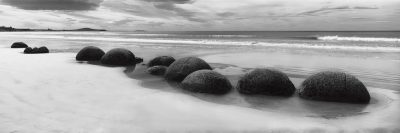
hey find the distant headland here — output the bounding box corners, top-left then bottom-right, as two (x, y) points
(0, 26), (106, 32)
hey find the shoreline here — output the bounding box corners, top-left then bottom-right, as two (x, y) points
(0, 47), (399, 132)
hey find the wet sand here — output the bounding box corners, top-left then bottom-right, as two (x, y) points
(0, 47), (399, 132)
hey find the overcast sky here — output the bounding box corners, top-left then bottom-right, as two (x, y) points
(0, 0), (399, 31)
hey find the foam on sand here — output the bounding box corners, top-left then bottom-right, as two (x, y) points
(0, 48), (399, 132)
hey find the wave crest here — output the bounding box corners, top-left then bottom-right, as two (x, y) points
(317, 36), (400, 42)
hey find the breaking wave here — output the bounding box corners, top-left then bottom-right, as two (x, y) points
(6, 34), (398, 52)
(317, 36), (400, 42)
(2, 33), (400, 52)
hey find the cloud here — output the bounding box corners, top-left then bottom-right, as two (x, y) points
(1, 0), (104, 10)
(350, 17), (370, 20)
(112, 18), (138, 26)
(1, 0), (399, 31)
(217, 12), (235, 17)
(141, 0), (205, 22)
(353, 6), (378, 9)
(299, 6), (379, 16)
(299, 6), (351, 16)
(145, 0), (193, 4)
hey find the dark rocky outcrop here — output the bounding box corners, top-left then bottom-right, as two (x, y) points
(76, 46), (105, 61)
(181, 70), (232, 94)
(164, 57), (212, 82)
(299, 71), (370, 104)
(237, 68), (295, 96)
(100, 48), (136, 66)
(23, 46), (49, 54)
(148, 56), (175, 67)
(146, 65), (168, 75)
(11, 42), (28, 48)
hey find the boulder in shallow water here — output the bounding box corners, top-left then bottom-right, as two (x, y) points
(181, 70), (232, 94)
(299, 71), (370, 104)
(147, 65), (167, 75)
(101, 48), (136, 66)
(237, 68), (295, 96)
(148, 56), (175, 67)
(11, 42), (28, 48)
(76, 46), (105, 61)
(135, 57), (144, 64)
(164, 57), (212, 82)
(23, 46), (49, 54)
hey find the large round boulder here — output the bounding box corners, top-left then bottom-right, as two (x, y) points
(164, 57), (212, 82)
(237, 68), (295, 96)
(100, 48), (136, 66)
(37, 46), (49, 53)
(23, 46), (49, 54)
(135, 57), (144, 64)
(148, 56), (175, 67)
(76, 46), (105, 61)
(299, 71), (370, 104)
(147, 65), (168, 75)
(181, 70), (232, 94)
(11, 42), (28, 48)
(24, 47), (33, 53)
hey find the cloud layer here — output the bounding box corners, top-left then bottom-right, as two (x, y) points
(0, 0), (399, 31)
(1, 0), (103, 10)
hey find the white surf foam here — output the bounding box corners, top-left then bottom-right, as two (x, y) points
(318, 36), (400, 42)
(2, 34), (400, 52)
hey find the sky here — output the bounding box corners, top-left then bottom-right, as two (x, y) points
(0, 0), (399, 31)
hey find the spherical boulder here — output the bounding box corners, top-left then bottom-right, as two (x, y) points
(100, 48), (136, 66)
(237, 68), (295, 96)
(148, 56), (175, 67)
(76, 46), (105, 61)
(11, 42), (28, 48)
(181, 70), (232, 94)
(146, 65), (167, 75)
(164, 57), (212, 82)
(299, 71), (370, 104)
(32, 47), (39, 53)
(23, 46), (49, 54)
(135, 57), (144, 64)
(24, 47), (33, 53)
(37, 46), (49, 53)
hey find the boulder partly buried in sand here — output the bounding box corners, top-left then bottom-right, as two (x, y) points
(11, 42), (28, 48)
(147, 65), (167, 75)
(148, 56), (175, 67)
(24, 47), (33, 53)
(38, 46), (49, 53)
(299, 71), (370, 104)
(76, 46), (105, 61)
(181, 70), (232, 94)
(23, 46), (49, 54)
(135, 57), (144, 64)
(164, 57), (212, 82)
(237, 68), (295, 97)
(100, 48), (136, 66)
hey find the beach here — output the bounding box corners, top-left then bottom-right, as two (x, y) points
(0, 31), (400, 132)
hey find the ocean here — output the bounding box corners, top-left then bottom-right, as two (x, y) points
(0, 31), (399, 90)
(1, 31), (400, 52)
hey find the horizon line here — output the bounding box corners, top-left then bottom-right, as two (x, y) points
(112, 30), (400, 32)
